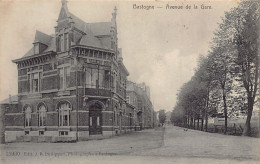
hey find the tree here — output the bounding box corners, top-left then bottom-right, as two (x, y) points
(171, 105), (185, 126)
(172, 1), (259, 136)
(172, 74), (208, 130)
(204, 1), (259, 136)
(209, 45), (236, 134)
(158, 109), (166, 126)
(194, 55), (215, 131)
(230, 1), (259, 136)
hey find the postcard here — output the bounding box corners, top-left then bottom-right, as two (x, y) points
(0, 0), (259, 164)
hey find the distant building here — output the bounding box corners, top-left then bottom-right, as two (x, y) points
(3, 1), (137, 142)
(126, 81), (154, 130)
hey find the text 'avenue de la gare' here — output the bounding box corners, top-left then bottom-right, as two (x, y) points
(132, 4), (212, 10)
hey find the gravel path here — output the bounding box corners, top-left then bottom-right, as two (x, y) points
(1, 126), (259, 164)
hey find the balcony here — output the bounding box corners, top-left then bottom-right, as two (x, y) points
(85, 88), (111, 98)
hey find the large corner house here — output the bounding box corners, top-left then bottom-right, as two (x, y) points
(3, 1), (154, 142)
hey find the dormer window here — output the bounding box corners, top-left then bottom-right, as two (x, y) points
(57, 32), (69, 52)
(34, 43), (39, 54)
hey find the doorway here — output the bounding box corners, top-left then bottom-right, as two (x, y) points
(89, 103), (102, 135)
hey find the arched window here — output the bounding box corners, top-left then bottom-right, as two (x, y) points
(58, 102), (71, 126)
(38, 104), (47, 126)
(24, 106), (32, 127)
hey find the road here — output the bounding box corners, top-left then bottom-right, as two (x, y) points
(1, 125), (259, 164)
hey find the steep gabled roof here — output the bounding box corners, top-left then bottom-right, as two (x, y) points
(23, 47), (34, 58)
(15, 2), (114, 62)
(79, 33), (103, 49)
(43, 36), (56, 52)
(68, 12), (112, 49)
(69, 12), (112, 37)
(21, 31), (55, 59)
(34, 30), (52, 45)
(85, 22), (111, 36)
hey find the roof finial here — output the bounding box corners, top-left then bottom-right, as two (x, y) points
(62, 0), (68, 7)
(114, 6), (117, 14)
(112, 6), (117, 19)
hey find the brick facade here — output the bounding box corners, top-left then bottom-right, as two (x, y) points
(2, 1), (157, 143)
(126, 81), (155, 130)
(2, 1), (140, 143)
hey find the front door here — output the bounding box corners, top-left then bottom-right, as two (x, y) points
(89, 104), (102, 135)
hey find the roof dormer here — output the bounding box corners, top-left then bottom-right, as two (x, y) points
(33, 30), (52, 55)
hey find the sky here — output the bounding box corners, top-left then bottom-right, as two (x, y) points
(0, 0), (239, 111)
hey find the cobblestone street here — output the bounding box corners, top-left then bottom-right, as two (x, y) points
(1, 126), (259, 164)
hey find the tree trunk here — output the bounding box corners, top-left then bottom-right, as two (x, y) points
(204, 88), (210, 132)
(193, 114), (196, 129)
(201, 116), (204, 131)
(197, 117), (199, 130)
(243, 97), (253, 136)
(190, 117), (193, 128)
(205, 114), (208, 132)
(223, 88), (228, 135)
(187, 115), (189, 128)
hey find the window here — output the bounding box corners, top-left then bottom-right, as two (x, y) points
(25, 131), (30, 135)
(59, 67), (70, 90)
(58, 102), (71, 126)
(57, 36), (61, 52)
(114, 111), (117, 126)
(104, 70), (110, 89)
(64, 33), (68, 51)
(65, 67), (70, 88)
(98, 70), (104, 89)
(60, 34), (64, 52)
(28, 72), (41, 93)
(59, 69), (64, 89)
(38, 105), (47, 126)
(92, 69), (98, 88)
(57, 32), (70, 52)
(85, 68), (110, 89)
(24, 106), (32, 127)
(85, 69), (92, 88)
(57, 34), (64, 52)
(39, 131), (44, 136)
(32, 74), (38, 92)
(97, 116), (100, 126)
(59, 131), (68, 136)
(89, 117), (92, 126)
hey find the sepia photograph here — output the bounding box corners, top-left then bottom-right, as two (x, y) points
(0, 0), (259, 163)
